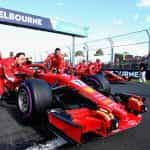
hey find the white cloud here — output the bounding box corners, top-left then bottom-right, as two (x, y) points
(136, 0), (150, 7)
(146, 16), (150, 22)
(112, 18), (123, 25)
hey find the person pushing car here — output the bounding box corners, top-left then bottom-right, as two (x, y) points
(0, 52), (35, 98)
(75, 60), (88, 75)
(94, 59), (102, 73)
(44, 48), (65, 73)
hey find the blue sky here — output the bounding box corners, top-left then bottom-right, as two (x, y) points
(0, 0), (150, 61)
(1, 0), (150, 35)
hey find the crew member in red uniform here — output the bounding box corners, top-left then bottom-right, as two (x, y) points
(86, 59), (102, 75)
(94, 59), (102, 72)
(0, 52), (35, 98)
(44, 48), (65, 73)
(64, 60), (72, 74)
(75, 60), (88, 75)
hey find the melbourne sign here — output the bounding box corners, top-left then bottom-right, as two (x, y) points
(0, 8), (88, 37)
(0, 8), (51, 30)
(0, 10), (42, 26)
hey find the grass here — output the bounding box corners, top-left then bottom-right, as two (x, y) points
(130, 79), (150, 84)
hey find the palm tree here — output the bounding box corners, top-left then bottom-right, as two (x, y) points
(75, 50), (84, 57)
(94, 48), (104, 56)
(64, 52), (68, 57)
(123, 51), (129, 55)
(123, 51), (130, 60)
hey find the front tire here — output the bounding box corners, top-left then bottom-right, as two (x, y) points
(17, 79), (53, 120)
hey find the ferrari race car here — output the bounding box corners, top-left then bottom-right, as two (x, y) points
(3, 64), (146, 144)
(104, 70), (128, 84)
(73, 61), (128, 84)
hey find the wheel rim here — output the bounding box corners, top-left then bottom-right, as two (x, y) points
(18, 89), (29, 113)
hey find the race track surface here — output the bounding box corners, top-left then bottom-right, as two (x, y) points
(0, 82), (150, 150)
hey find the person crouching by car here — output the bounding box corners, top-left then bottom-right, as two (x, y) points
(44, 48), (65, 73)
(94, 59), (102, 73)
(75, 60), (88, 75)
(0, 52), (35, 99)
(139, 60), (146, 83)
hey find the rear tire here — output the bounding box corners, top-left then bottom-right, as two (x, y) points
(17, 79), (53, 120)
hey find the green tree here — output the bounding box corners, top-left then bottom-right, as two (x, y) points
(115, 53), (123, 60)
(75, 50), (84, 57)
(122, 51), (130, 60)
(94, 48), (104, 56)
(64, 52), (68, 57)
(123, 51), (130, 55)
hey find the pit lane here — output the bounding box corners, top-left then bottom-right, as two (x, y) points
(0, 82), (150, 150)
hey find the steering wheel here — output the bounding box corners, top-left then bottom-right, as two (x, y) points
(28, 64), (48, 74)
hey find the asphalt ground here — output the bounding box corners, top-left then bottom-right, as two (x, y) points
(0, 82), (150, 150)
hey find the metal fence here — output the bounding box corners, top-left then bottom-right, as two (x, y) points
(64, 29), (150, 65)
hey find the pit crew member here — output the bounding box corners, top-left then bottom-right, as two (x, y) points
(0, 52), (35, 98)
(44, 48), (65, 73)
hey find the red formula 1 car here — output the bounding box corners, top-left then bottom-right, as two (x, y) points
(5, 63), (146, 144)
(104, 70), (128, 84)
(73, 61), (128, 84)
